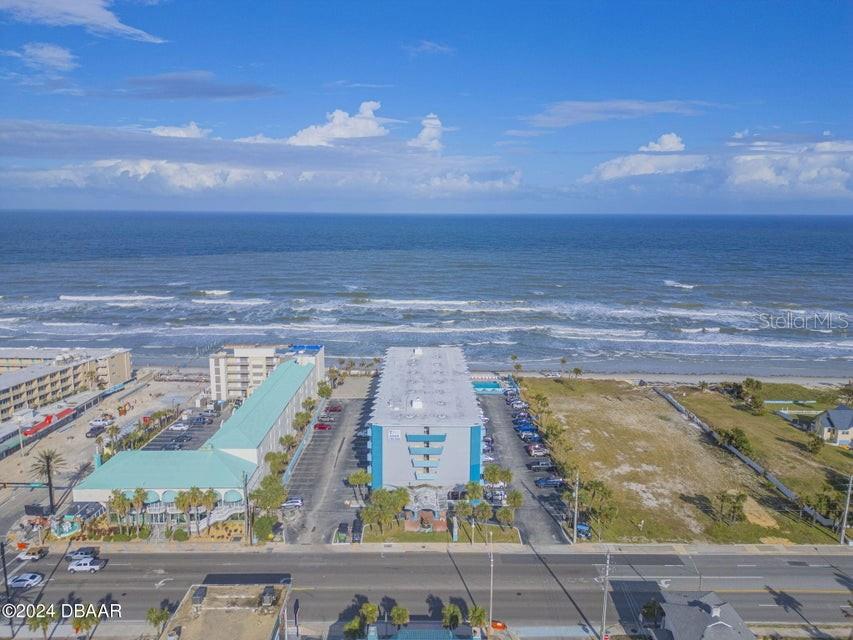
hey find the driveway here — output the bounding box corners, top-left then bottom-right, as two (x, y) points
(283, 397), (368, 543)
(480, 394), (568, 545)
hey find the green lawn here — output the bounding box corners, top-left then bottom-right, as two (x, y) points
(362, 520), (520, 543)
(519, 378), (836, 544)
(677, 387), (852, 499)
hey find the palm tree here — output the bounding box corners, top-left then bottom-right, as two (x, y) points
(390, 605), (410, 630)
(132, 487), (147, 535)
(27, 610), (58, 640)
(107, 423), (120, 449)
(201, 488), (218, 533)
(496, 506), (515, 527)
(30, 449), (65, 514)
(572, 367), (582, 379)
(468, 605), (488, 633)
(108, 489), (128, 534)
(507, 489), (523, 510)
(71, 611), (99, 639)
(454, 501), (474, 542)
(360, 602), (380, 626)
(175, 490), (193, 536)
(347, 469), (372, 501)
(146, 606), (171, 637)
(465, 481), (483, 501)
(188, 486), (204, 535)
(442, 603), (462, 630)
(473, 502), (493, 531)
(280, 434), (298, 451)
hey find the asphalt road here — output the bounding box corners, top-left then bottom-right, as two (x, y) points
(6, 550), (850, 634)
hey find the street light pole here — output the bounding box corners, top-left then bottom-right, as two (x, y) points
(839, 474), (852, 545)
(1, 541), (13, 637)
(488, 530), (494, 632)
(599, 551), (610, 640)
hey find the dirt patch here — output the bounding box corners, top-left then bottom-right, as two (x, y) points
(759, 536), (793, 545)
(744, 497), (778, 528)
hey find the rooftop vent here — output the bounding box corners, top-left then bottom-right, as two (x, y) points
(710, 603), (724, 618)
(411, 397), (424, 410)
(413, 347), (423, 356)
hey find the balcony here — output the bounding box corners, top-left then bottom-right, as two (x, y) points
(405, 434), (446, 443)
(415, 472), (438, 481)
(412, 460), (439, 468)
(408, 446), (443, 455)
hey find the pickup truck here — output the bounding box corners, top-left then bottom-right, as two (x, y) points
(16, 547), (47, 562)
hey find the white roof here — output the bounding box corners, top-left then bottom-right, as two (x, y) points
(369, 347), (481, 428)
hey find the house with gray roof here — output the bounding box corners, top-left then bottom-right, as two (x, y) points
(650, 591), (755, 640)
(815, 404), (853, 446)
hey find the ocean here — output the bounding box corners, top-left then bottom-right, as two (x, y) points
(1, 211), (851, 377)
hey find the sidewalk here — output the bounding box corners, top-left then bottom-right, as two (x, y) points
(39, 539), (853, 555)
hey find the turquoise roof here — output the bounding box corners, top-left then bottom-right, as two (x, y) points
(207, 360), (314, 450)
(75, 449), (256, 492)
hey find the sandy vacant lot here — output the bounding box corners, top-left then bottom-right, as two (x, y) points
(521, 378), (833, 543)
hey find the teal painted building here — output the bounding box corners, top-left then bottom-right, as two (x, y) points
(73, 357), (320, 521)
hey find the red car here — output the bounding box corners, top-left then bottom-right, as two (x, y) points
(327, 405), (343, 412)
(313, 423), (333, 431)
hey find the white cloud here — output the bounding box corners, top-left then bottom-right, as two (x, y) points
(403, 40), (454, 56)
(727, 140), (853, 196)
(638, 132), (685, 152)
(1, 42), (77, 71)
(504, 129), (547, 138)
(287, 101), (389, 147)
(408, 113), (444, 152)
(419, 171), (521, 195)
(527, 100), (707, 128)
(148, 122), (211, 139)
(0, 0), (163, 43)
(583, 154), (708, 182)
(823, 130), (832, 137)
(733, 129), (750, 139)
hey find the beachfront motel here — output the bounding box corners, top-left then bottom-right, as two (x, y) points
(369, 346), (483, 491)
(72, 349), (323, 525)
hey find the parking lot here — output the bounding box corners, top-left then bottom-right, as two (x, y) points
(480, 394), (568, 545)
(142, 407), (228, 452)
(283, 397), (368, 544)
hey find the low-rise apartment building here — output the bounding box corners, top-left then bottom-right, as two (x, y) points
(0, 347), (132, 421)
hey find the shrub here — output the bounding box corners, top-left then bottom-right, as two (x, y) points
(171, 528), (189, 542)
(254, 515), (277, 541)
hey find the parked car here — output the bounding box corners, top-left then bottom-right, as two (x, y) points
(7, 573), (43, 589)
(201, 409), (219, 418)
(88, 417), (113, 429)
(351, 519), (363, 543)
(318, 414), (336, 422)
(281, 496), (304, 510)
(527, 459), (556, 471)
(447, 490), (468, 501)
(534, 476), (565, 488)
(511, 401), (528, 410)
(519, 433), (543, 444)
(514, 424), (538, 433)
(327, 404), (343, 412)
(85, 425), (106, 438)
(171, 434), (192, 443)
(169, 422), (189, 431)
(313, 423), (333, 431)
(355, 429), (370, 437)
(482, 453), (496, 462)
(64, 547), (98, 562)
(526, 445), (550, 457)
(67, 557), (106, 574)
(575, 522), (592, 539)
(485, 481), (507, 490)
(16, 546), (47, 562)
(163, 442), (184, 450)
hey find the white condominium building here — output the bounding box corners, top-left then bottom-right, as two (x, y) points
(209, 344), (325, 402)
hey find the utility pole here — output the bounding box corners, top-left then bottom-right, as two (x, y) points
(840, 474), (852, 545)
(599, 551), (611, 640)
(488, 530), (494, 631)
(1, 541), (13, 637)
(572, 470), (580, 544)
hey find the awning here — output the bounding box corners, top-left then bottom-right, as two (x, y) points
(223, 489), (243, 503)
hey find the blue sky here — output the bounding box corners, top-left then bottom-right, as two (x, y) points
(0, 0), (851, 213)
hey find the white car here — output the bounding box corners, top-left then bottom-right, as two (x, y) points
(67, 557), (106, 573)
(169, 422), (189, 431)
(16, 547), (47, 562)
(355, 429), (370, 437)
(482, 454), (495, 462)
(88, 417), (113, 428)
(7, 573), (43, 589)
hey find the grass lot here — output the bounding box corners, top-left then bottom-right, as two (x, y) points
(520, 378), (834, 544)
(676, 386), (852, 499)
(362, 520), (520, 543)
